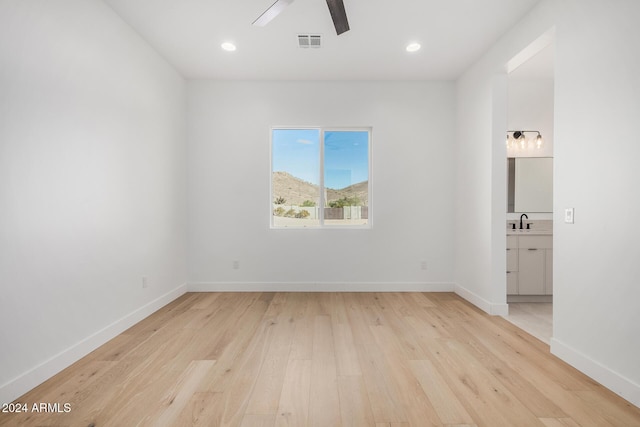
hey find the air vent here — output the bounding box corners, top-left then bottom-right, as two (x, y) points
(298, 34), (322, 48)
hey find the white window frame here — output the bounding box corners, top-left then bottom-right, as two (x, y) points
(270, 126), (372, 229)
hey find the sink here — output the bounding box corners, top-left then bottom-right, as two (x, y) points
(506, 219), (553, 235)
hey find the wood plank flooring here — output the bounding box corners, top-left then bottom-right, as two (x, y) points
(2, 292), (639, 427)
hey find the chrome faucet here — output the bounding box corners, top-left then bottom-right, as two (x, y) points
(519, 213), (528, 229)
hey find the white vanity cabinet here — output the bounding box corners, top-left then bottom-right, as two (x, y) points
(506, 234), (553, 295)
(506, 236), (519, 294)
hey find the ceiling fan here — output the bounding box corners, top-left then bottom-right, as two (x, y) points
(252, 0), (350, 35)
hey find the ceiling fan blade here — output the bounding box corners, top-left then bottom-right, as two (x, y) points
(253, 0), (295, 27)
(326, 0), (350, 35)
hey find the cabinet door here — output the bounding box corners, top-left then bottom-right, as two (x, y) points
(518, 248), (545, 295)
(545, 249), (553, 295)
(506, 248), (518, 271)
(506, 271), (518, 295)
(506, 237), (519, 295)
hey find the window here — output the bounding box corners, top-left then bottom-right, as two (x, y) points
(271, 127), (371, 228)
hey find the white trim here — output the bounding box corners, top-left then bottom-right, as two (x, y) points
(188, 281), (454, 293)
(550, 338), (640, 409)
(0, 284), (187, 405)
(454, 283), (509, 316)
(507, 26), (556, 74)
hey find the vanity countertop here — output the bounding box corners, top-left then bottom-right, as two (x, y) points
(507, 230), (552, 236)
(507, 219), (553, 235)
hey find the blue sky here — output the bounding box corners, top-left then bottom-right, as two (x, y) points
(272, 129), (369, 190)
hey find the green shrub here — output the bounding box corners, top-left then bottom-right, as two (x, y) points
(273, 207), (285, 216)
(328, 196), (360, 208)
(274, 197), (286, 205)
(301, 200), (316, 207)
(284, 208), (297, 218)
(296, 210), (310, 218)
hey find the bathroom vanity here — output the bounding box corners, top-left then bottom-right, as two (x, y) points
(506, 157), (553, 299)
(507, 230), (552, 296)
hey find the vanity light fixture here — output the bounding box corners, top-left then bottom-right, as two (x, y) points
(506, 130), (543, 150)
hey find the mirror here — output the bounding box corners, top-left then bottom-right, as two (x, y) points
(507, 157), (553, 213)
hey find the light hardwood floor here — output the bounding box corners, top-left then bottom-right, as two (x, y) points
(2, 292), (639, 427)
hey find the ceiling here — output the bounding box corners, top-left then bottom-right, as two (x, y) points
(103, 0), (541, 80)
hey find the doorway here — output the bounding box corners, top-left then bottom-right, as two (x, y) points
(503, 30), (555, 344)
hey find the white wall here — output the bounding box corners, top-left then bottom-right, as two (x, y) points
(187, 81), (456, 290)
(0, 0), (187, 403)
(507, 78), (554, 158)
(551, 0), (640, 407)
(455, 0), (640, 407)
(506, 77), (555, 221)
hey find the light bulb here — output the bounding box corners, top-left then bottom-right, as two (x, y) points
(406, 43), (421, 52)
(519, 136), (526, 149)
(221, 42), (236, 52)
(536, 134), (543, 149)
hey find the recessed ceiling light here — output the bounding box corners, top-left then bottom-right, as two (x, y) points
(221, 42), (236, 52)
(406, 42), (421, 53)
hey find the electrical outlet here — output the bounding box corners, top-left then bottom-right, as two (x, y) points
(420, 261), (428, 270)
(142, 276), (148, 288)
(232, 260), (240, 270)
(564, 208), (574, 224)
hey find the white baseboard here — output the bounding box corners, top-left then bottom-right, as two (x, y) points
(454, 284), (509, 316)
(507, 295), (553, 303)
(551, 338), (640, 409)
(0, 283), (187, 405)
(188, 281), (455, 293)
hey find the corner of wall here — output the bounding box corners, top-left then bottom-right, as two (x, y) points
(454, 283), (509, 316)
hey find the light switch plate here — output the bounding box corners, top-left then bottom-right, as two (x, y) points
(564, 208), (574, 224)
